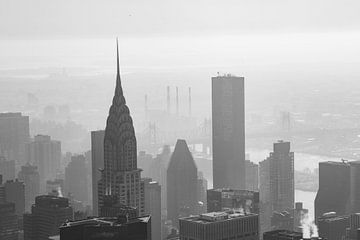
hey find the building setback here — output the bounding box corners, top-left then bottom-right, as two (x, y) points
(212, 74), (246, 189)
(98, 41), (145, 217)
(179, 211), (259, 240)
(167, 139), (198, 225)
(24, 195), (73, 240)
(59, 215), (151, 240)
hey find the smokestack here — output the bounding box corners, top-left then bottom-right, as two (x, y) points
(188, 87), (192, 117)
(176, 86), (179, 116)
(144, 94), (148, 117)
(167, 86), (170, 114)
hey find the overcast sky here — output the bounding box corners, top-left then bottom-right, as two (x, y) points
(1, 0), (360, 38)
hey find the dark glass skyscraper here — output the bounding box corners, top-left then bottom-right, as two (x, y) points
(97, 41), (144, 216)
(212, 74), (245, 189)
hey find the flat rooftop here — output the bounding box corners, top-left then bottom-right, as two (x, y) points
(180, 211), (257, 224)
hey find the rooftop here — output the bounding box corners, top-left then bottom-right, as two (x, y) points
(180, 211), (257, 224)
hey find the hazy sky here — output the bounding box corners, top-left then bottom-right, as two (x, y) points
(1, 0), (360, 38)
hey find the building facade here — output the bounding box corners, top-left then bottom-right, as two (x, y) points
(179, 211), (259, 240)
(143, 178), (161, 240)
(4, 179), (25, 216)
(212, 75), (246, 189)
(18, 164), (40, 212)
(65, 155), (88, 205)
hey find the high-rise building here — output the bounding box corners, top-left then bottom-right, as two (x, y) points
(271, 211), (294, 231)
(65, 155), (88, 205)
(179, 211), (259, 240)
(26, 135), (61, 193)
(0, 155), (15, 182)
(346, 213), (360, 240)
(315, 161), (350, 222)
(207, 188), (259, 214)
(46, 179), (64, 195)
(245, 159), (259, 191)
(0, 202), (19, 240)
(97, 41), (145, 217)
(90, 129), (104, 216)
(99, 195), (138, 218)
(260, 141), (294, 232)
(4, 179), (25, 216)
(263, 230), (302, 240)
(0, 112), (30, 168)
(349, 161), (360, 213)
(212, 74), (245, 189)
(143, 178), (161, 240)
(167, 139), (198, 225)
(59, 215), (151, 240)
(294, 202), (308, 232)
(18, 164), (40, 212)
(318, 213), (349, 240)
(23, 195), (73, 240)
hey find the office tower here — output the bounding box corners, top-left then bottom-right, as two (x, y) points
(212, 74), (245, 189)
(263, 230), (302, 240)
(207, 188), (260, 214)
(294, 202), (308, 232)
(143, 178), (161, 240)
(179, 211), (259, 240)
(0, 176), (4, 202)
(0, 202), (19, 240)
(18, 164), (40, 212)
(167, 139), (198, 225)
(59, 215), (151, 240)
(26, 135), (61, 193)
(4, 179), (25, 216)
(315, 161), (350, 222)
(97, 41), (145, 217)
(138, 151), (154, 178)
(99, 195), (138, 218)
(318, 213), (349, 240)
(46, 179), (64, 195)
(0, 155), (15, 182)
(90, 129), (104, 216)
(65, 155), (88, 205)
(23, 195), (73, 240)
(245, 159), (259, 191)
(0, 112), (30, 168)
(197, 171), (207, 214)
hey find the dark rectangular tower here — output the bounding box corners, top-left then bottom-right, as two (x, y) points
(212, 74), (245, 189)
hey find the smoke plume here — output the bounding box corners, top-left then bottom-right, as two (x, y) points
(301, 213), (318, 238)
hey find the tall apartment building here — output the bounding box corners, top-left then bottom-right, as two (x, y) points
(4, 179), (25, 216)
(26, 135), (61, 193)
(212, 74), (246, 189)
(18, 164), (40, 212)
(0, 112), (30, 168)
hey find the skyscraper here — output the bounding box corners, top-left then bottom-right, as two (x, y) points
(91, 129), (104, 216)
(212, 74), (245, 189)
(18, 164), (40, 212)
(245, 159), (259, 191)
(0, 154), (15, 182)
(4, 179), (25, 216)
(65, 155), (89, 205)
(167, 139), (198, 225)
(23, 195), (73, 240)
(315, 161), (350, 222)
(97, 40), (145, 217)
(26, 135), (61, 193)
(0, 202), (19, 240)
(0, 112), (30, 168)
(259, 141), (294, 232)
(143, 178), (161, 240)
